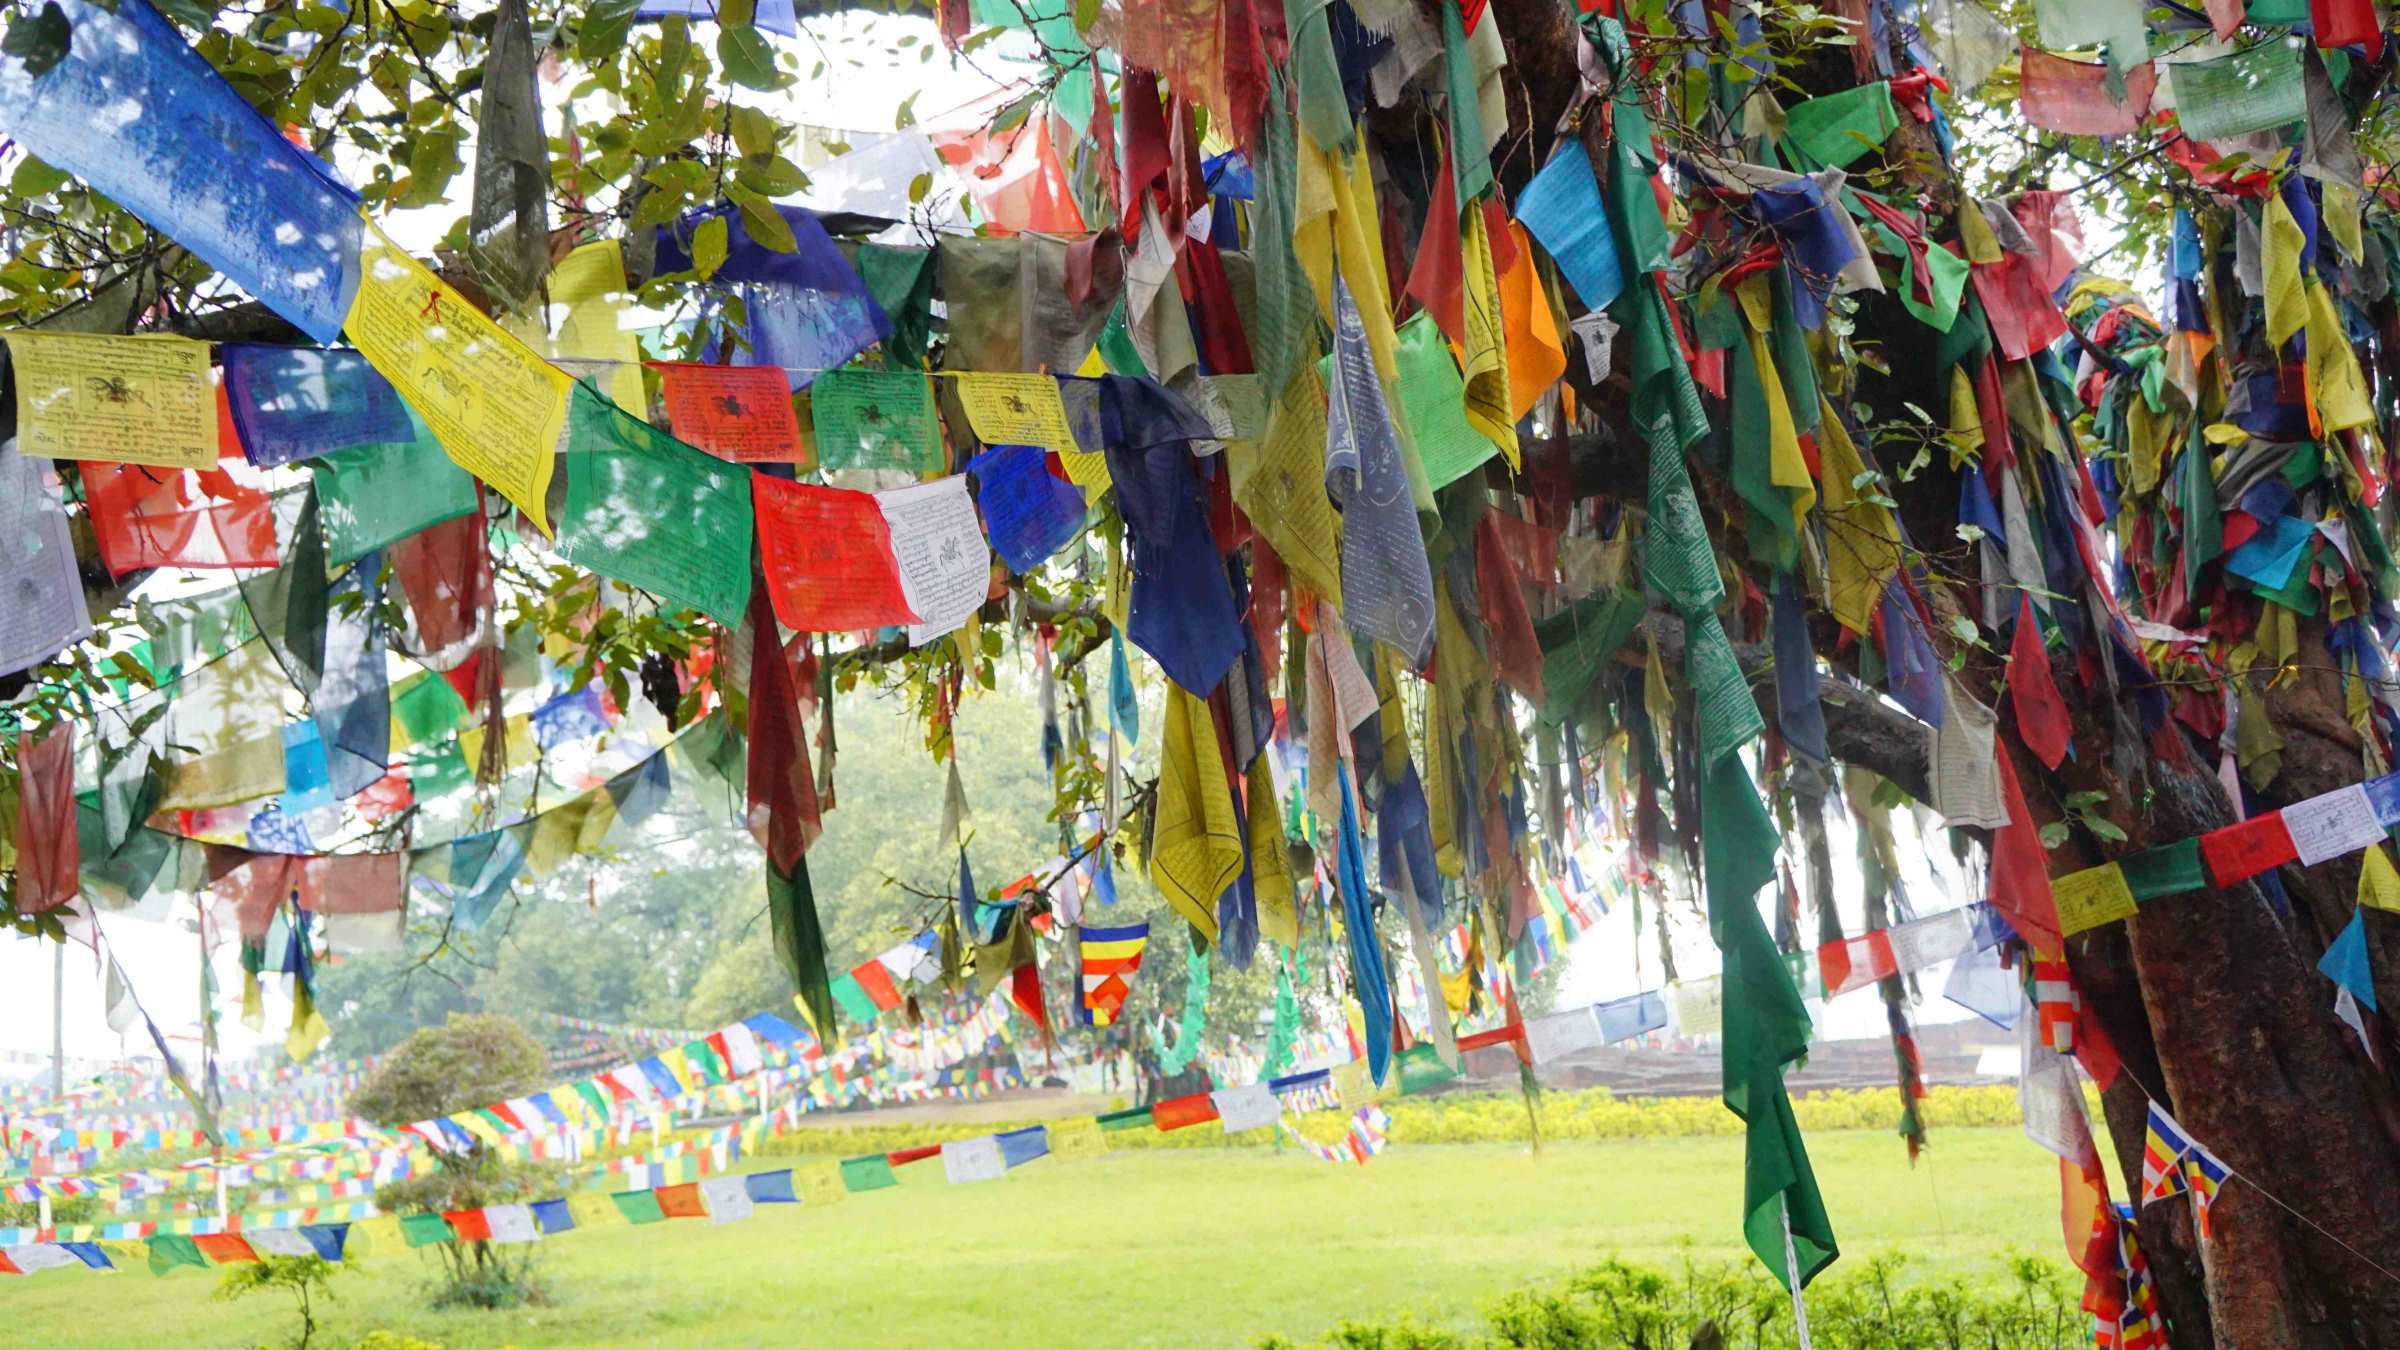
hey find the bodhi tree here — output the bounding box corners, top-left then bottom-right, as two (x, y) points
(351, 1013), (562, 1306)
(6, 0), (2400, 1345)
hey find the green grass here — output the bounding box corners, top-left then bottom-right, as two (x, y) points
(13, 1128), (2062, 1349)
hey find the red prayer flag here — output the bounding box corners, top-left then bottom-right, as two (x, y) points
(849, 958), (904, 1012)
(444, 1209), (494, 1242)
(1818, 930), (1898, 998)
(654, 363), (807, 465)
(1989, 749), (2065, 957)
(79, 405), (278, 577)
(2312, 0), (2382, 60)
(2199, 812), (2298, 888)
(744, 586), (821, 874)
(886, 1144), (942, 1166)
(752, 477), (918, 634)
(390, 508), (493, 673)
(192, 1233), (259, 1264)
(2010, 596), (2072, 770)
(14, 725), (77, 914)
(655, 1183), (707, 1219)
(2018, 46), (2156, 136)
(1151, 1092), (1220, 1131)
(1010, 956), (1049, 1035)
(1406, 135), (1466, 347)
(1474, 515), (1544, 704)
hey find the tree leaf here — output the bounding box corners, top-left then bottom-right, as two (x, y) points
(893, 90), (920, 130)
(727, 104), (781, 160)
(907, 172), (932, 204)
(2, 3), (73, 80)
(717, 23), (782, 91)
(691, 215), (729, 280)
(9, 156), (69, 198)
(577, 0), (643, 64)
(726, 184), (796, 252)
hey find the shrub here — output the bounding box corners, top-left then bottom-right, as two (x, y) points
(214, 1253), (343, 1350)
(349, 1013), (558, 1309)
(1263, 1253), (2084, 1350)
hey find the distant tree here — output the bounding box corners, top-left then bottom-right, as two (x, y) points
(349, 1014), (561, 1308)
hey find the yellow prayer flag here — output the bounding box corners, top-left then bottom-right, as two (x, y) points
(1240, 365), (1344, 610)
(1150, 683), (1243, 943)
(2360, 844), (2400, 914)
(1736, 275), (1815, 530)
(2304, 278), (2376, 434)
(348, 212), (573, 536)
(505, 239), (647, 415)
(1047, 1117), (1107, 1160)
(797, 1162), (848, 1206)
(1815, 397), (1900, 635)
(2052, 862), (2138, 936)
(4, 332), (217, 468)
(2263, 194), (2308, 351)
(954, 371), (1076, 454)
(1248, 756), (1299, 947)
(1460, 206), (1517, 468)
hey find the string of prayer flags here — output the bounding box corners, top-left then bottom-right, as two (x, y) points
(2019, 46), (2157, 136)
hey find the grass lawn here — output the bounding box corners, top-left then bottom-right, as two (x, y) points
(13, 1127), (2062, 1349)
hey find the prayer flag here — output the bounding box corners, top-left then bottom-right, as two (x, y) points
(2139, 1103), (2195, 1203)
(1078, 921), (1150, 1026)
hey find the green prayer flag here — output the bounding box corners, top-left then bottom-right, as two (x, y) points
(808, 368), (942, 472)
(771, 857), (838, 1041)
(829, 971), (879, 1026)
(146, 1234), (208, 1275)
(1442, 0), (1491, 205)
(839, 1155), (899, 1192)
(853, 243), (937, 371)
(574, 1080), (611, 1119)
(2181, 423), (2222, 595)
(399, 1213), (457, 1248)
(556, 382), (754, 627)
(1395, 313), (1496, 490)
(1703, 756), (1837, 1290)
(1095, 1105), (1156, 1132)
(610, 1189), (667, 1225)
(407, 741), (471, 803)
(1395, 1043), (1461, 1094)
(310, 406), (479, 565)
(1535, 588), (1646, 727)
(1284, 0), (1354, 152)
(2169, 40), (2305, 143)
(2119, 839), (2208, 902)
(391, 671), (472, 747)
(1727, 330), (1801, 574)
(1781, 82), (1899, 169)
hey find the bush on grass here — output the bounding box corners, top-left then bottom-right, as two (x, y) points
(1260, 1253), (2084, 1350)
(350, 1013), (559, 1310)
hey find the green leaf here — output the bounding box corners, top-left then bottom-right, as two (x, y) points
(893, 90), (920, 130)
(907, 172), (932, 204)
(1947, 614), (1982, 647)
(578, 0), (643, 64)
(2038, 822), (2070, 850)
(726, 184), (796, 252)
(727, 104), (781, 159)
(717, 23), (781, 91)
(691, 215), (729, 280)
(10, 156), (69, 198)
(642, 159), (712, 199)
(1074, 0), (1100, 30)
(2, 3), (73, 80)
(2086, 819), (2129, 843)
(733, 155), (808, 198)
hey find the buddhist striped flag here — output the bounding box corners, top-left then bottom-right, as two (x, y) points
(1078, 922), (1149, 1026)
(2182, 1141), (2231, 1240)
(2139, 1103), (2194, 1203)
(2032, 959), (2079, 1054)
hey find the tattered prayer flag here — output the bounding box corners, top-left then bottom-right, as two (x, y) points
(2009, 596), (2071, 769)
(2360, 844), (2400, 913)
(656, 363), (806, 464)
(2019, 47), (2157, 137)
(15, 724), (78, 914)
(556, 382), (754, 627)
(753, 477), (919, 632)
